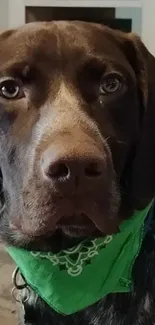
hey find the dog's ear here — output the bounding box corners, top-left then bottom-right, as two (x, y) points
(120, 33), (155, 208)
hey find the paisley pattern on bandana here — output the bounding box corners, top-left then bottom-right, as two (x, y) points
(31, 236), (113, 276)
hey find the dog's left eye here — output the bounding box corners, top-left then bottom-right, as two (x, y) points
(100, 74), (122, 94)
(0, 78), (24, 100)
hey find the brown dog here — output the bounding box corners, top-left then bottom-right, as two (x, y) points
(0, 21), (155, 324)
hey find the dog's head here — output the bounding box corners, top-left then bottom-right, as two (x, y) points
(0, 21), (155, 252)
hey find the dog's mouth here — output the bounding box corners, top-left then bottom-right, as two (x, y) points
(56, 214), (100, 237)
(27, 228), (101, 254)
(56, 225), (97, 237)
(37, 230), (88, 253)
(14, 214), (103, 253)
(11, 212), (102, 238)
(9, 207), (120, 253)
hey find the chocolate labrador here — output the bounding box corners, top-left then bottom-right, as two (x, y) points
(0, 21), (155, 325)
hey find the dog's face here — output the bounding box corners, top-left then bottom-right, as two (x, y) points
(0, 21), (155, 252)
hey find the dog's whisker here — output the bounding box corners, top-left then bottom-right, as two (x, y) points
(116, 140), (127, 146)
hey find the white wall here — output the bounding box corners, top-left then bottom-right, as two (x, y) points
(0, 0), (9, 30)
(142, 0), (155, 56)
(116, 8), (142, 35)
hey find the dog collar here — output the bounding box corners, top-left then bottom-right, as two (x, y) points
(6, 202), (152, 315)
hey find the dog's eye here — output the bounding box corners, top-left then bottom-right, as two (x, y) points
(100, 74), (122, 94)
(0, 78), (23, 100)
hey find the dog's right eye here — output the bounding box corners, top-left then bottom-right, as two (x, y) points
(0, 78), (24, 100)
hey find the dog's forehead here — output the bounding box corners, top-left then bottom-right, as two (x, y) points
(0, 21), (126, 70)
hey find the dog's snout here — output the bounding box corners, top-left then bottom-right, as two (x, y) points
(40, 142), (105, 187)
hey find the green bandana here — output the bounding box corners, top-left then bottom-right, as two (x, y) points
(6, 203), (152, 315)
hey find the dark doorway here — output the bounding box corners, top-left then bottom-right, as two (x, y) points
(26, 7), (132, 32)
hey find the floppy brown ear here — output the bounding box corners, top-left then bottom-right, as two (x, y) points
(123, 33), (155, 209)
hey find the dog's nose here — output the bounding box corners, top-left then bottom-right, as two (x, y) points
(43, 159), (103, 180)
(40, 143), (104, 188)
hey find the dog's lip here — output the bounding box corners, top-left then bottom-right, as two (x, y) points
(57, 213), (96, 227)
(56, 214), (97, 234)
(56, 224), (91, 229)
(56, 224), (95, 236)
(56, 215), (100, 237)
(9, 213), (97, 238)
